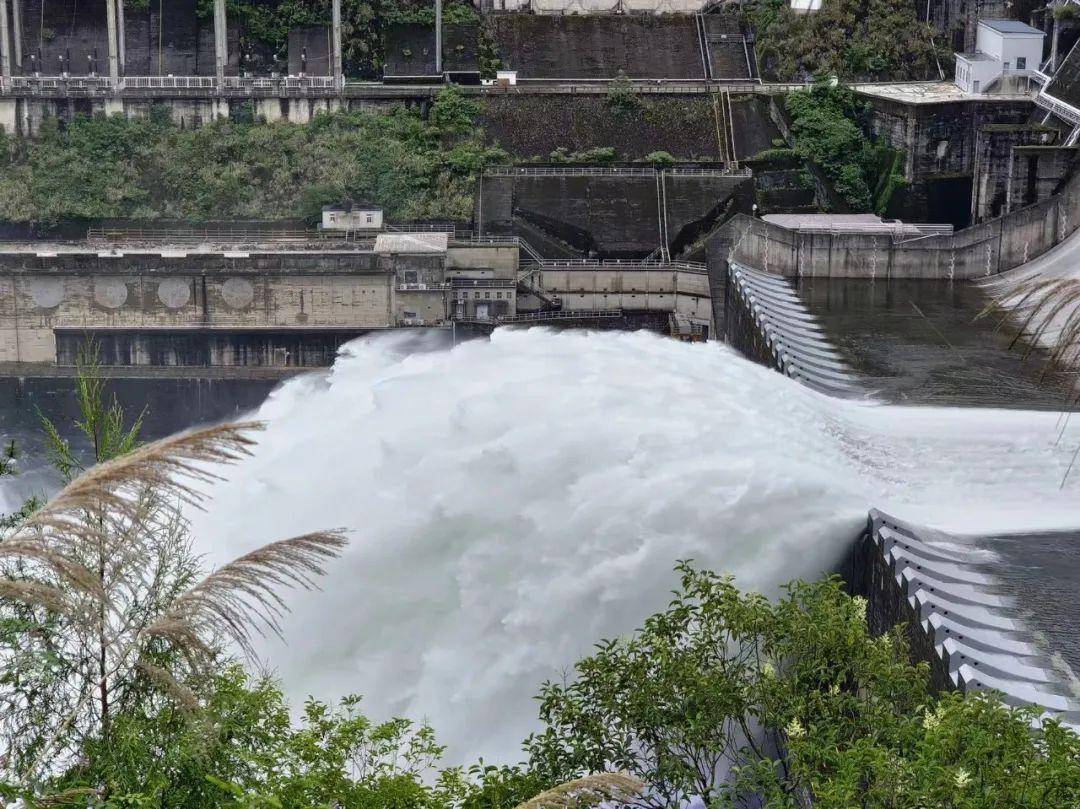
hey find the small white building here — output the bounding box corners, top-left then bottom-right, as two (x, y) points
(321, 203), (383, 231)
(955, 19), (1045, 94)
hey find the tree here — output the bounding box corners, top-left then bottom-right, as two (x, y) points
(0, 346), (347, 798)
(523, 563), (1080, 808)
(748, 0), (944, 83)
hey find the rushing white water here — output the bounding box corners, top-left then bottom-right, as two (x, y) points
(186, 328), (1080, 765)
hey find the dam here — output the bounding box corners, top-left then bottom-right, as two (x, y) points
(1, 2), (1080, 787)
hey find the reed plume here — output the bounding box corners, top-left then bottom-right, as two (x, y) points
(10, 421), (264, 549)
(514, 773), (647, 809)
(0, 419), (348, 785)
(983, 276), (1080, 371)
(145, 530), (349, 659)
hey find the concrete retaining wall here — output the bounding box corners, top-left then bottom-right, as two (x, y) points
(489, 14), (708, 80)
(18, 0), (237, 77)
(718, 163), (1080, 280)
(479, 170), (749, 257)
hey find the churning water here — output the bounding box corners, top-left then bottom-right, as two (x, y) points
(172, 329), (1080, 763)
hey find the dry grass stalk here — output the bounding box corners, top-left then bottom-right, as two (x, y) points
(0, 539), (102, 598)
(10, 421), (264, 549)
(144, 530), (349, 659)
(0, 580), (82, 619)
(983, 277), (1080, 371)
(514, 773), (647, 809)
(0, 419), (350, 784)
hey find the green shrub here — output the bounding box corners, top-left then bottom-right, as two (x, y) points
(749, 0), (945, 82)
(644, 150), (677, 167)
(605, 71), (641, 115)
(0, 92), (505, 223)
(784, 82), (902, 212)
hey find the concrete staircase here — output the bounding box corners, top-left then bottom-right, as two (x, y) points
(696, 11), (755, 81)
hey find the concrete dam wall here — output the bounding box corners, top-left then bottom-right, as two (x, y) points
(0, 249), (395, 366)
(478, 168), (751, 258)
(18, 0), (238, 77)
(478, 94), (779, 162)
(488, 13), (752, 81)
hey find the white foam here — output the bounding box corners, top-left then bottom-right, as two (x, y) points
(185, 328), (1080, 763)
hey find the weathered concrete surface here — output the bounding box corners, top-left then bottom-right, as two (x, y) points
(716, 160), (1080, 280)
(971, 124), (1059, 223)
(0, 269), (393, 364)
(1005, 145), (1080, 215)
(489, 14), (715, 80)
(527, 265), (712, 325)
(19, 0), (238, 77)
(382, 22), (479, 78)
(478, 169), (750, 257)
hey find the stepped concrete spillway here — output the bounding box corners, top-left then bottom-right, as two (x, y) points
(853, 511), (1080, 728)
(724, 263), (860, 396)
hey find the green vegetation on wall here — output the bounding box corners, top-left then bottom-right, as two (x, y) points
(784, 83), (905, 213)
(749, 0), (946, 82)
(0, 89), (506, 224)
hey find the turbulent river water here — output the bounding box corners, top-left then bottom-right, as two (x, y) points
(158, 327), (1080, 765)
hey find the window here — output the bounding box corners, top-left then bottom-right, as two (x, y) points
(1016, 57), (1026, 70)
(484, 292), (491, 299)
(366, 213), (374, 224)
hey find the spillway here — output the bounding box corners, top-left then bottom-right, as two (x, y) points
(185, 328), (1080, 764)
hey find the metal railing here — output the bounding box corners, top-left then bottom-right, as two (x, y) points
(484, 166), (751, 178)
(451, 278), (516, 288)
(454, 309), (624, 326)
(1, 74), (343, 95)
(1, 75), (822, 99)
(533, 259), (707, 273)
(86, 226), (365, 244)
(1035, 91), (1080, 128)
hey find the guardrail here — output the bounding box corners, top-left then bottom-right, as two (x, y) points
(0, 75), (815, 98)
(0, 75), (343, 95)
(483, 166), (751, 178)
(533, 259), (708, 273)
(86, 226), (367, 243)
(471, 308), (625, 325)
(1035, 91), (1080, 128)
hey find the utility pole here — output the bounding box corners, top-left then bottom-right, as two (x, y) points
(214, 0), (227, 85)
(105, 0), (119, 79)
(435, 0), (442, 77)
(332, 0), (342, 87)
(11, 0), (21, 72)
